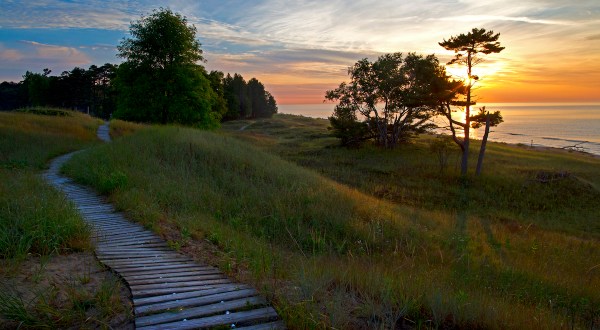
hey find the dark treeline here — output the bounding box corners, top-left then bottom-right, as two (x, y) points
(0, 65), (276, 121)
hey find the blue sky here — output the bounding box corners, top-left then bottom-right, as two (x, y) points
(1, 0), (599, 103)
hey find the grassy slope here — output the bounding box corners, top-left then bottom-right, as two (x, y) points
(63, 118), (600, 329)
(0, 110), (101, 258)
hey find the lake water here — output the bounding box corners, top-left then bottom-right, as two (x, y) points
(278, 103), (600, 156)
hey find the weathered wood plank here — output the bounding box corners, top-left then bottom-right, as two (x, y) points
(102, 257), (191, 267)
(134, 288), (258, 315)
(129, 277), (230, 292)
(112, 266), (211, 277)
(136, 306), (278, 330)
(132, 284), (232, 298)
(133, 284), (250, 306)
(113, 262), (207, 273)
(135, 296), (266, 327)
(127, 274), (226, 286)
(106, 258), (202, 270)
(126, 269), (222, 281)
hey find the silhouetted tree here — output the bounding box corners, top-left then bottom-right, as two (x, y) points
(469, 106), (503, 175)
(326, 53), (444, 148)
(22, 70), (51, 106)
(0, 82), (26, 110)
(247, 78), (277, 118)
(114, 8), (220, 127)
(438, 28), (504, 176)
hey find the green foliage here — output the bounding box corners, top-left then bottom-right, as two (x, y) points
(325, 53), (444, 148)
(221, 73), (278, 120)
(114, 8), (221, 127)
(15, 65), (118, 118)
(470, 106), (503, 129)
(328, 105), (369, 147)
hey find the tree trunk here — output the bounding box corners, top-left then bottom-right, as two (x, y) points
(475, 113), (491, 176)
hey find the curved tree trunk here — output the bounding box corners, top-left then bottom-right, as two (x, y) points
(475, 113), (491, 176)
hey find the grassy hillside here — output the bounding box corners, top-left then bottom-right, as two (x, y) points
(223, 114), (600, 238)
(63, 121), (600, 328)
(0, 109), (101, 258)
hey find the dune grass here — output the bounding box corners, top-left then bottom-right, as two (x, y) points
(63, 122), (600, 328)
(0, 109), (100, 259)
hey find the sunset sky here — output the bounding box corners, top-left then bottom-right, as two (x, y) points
(1, 0), (599, 104)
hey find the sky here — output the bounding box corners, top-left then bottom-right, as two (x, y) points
(1, 0), (599, 104)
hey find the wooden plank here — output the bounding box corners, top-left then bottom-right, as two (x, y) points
(113, 262), (205, 274)
(235, 321), (286, 330)
(133, 284), (249, 306)
(136, 307), (278, 330)
(83, 214), (128, 221)
(94, 226), (147, 233)
(127, 274), (226, 286)
(104, 258), (200, 269)
(94, 227), (148, 234)
(97, 233), (158, 242)
(94, 228), (148, 235)
(126, 269), (222, 281)
(112, 265), (213, 277)
(97, 247), (172, 254)
(135, 296), (266, 327)
(134, 288), (257, 315)
(97, 240), (167, 248)
(107, 242), (168, 249)
(129, 277), (230, 292)
(130, 279), (231, 297)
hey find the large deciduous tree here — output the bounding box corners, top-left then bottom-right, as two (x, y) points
(438, 28), (504, 176)
(326, 53), (445, 148)
(114, 8), (220, 127)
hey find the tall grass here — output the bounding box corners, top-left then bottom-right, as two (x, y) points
(0, 110), (100, 259)
(63, 124), (600, 328)
(224, 114), (600, 238)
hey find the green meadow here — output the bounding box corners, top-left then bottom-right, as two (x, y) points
(59, 114), (600, 328)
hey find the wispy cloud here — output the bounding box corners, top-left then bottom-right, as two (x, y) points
(436, 15), (575, 26)
(1, 0), (599, 101)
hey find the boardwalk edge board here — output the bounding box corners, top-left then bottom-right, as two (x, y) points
(43, 122), (284, 329)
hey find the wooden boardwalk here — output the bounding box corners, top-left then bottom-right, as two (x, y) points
(43, 123), (284, 330)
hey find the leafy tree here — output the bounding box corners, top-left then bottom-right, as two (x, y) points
(22, 69), (51, 106)
(325, 53), (444, 148)
(88, 63), (118, 119)
(223, 73), (251, 120)
(114, 8), (220, 127)
(0, 81), (26, 110)
(328, 105), (370, 147)
(206, 70), (228, 119)
(438, 28), (504, 176)
(247, 78), (277, 118)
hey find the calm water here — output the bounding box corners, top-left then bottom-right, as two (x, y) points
(278, 103), (600, 156)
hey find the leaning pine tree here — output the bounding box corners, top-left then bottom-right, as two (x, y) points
(438, 28), (504, 176)
(114, 8), (222, 127)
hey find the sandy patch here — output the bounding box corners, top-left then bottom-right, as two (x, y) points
(0, 252), (133, 329)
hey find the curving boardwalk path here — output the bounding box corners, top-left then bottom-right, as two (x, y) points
(43, 122), (284, 330)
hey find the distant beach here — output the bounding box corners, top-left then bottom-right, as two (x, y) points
(279, 103), (600, 156)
